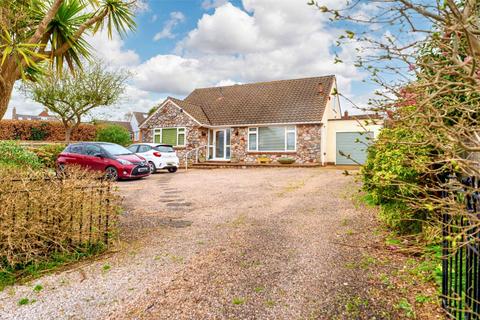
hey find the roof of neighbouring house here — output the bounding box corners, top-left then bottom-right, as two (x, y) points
(38, 109), (52, 117)
(132, 112), (148, 125)
(97, 120), (132, 132)
(145, 75), (336, 127)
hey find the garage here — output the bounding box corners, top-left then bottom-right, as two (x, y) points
(335, 131), (373, 165)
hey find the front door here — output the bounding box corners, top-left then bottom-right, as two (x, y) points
(209, 129), (231, 160)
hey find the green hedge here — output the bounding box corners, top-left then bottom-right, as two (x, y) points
(0, 141), (42, 169)
(96, 124), (132, 146)
(361, 127), (433, 234)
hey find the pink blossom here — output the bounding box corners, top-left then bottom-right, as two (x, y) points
(464, 56), (473, 64)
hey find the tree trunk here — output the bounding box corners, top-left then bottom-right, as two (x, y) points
(65, 126), (73, 144)
(0, 80), (15, 120)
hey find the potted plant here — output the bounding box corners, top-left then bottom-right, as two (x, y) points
(257, 155), (271, 164)
(277, 157), (296, 164)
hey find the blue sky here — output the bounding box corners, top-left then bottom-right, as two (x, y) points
(9, 0), (378, 119)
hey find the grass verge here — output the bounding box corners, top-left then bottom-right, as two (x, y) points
(0, 243), (105, 291)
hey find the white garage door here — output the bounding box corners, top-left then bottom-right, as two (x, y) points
(336, 132), (373, 165)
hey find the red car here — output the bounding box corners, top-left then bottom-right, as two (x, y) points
(56, 142), (151, 180)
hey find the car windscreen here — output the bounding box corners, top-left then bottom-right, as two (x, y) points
(154, 145), (175, 153)
(100, 144), (133, 156)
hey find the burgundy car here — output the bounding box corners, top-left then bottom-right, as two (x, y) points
(56, 142), (151, 180)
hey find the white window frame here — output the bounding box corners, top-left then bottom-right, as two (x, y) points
(152, 127), (186, 147)
(247, 125), (297, 152)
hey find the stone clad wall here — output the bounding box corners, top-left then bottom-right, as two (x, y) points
(230, 124), (322, 164)
(142, 102), (322, 165)
(141, 101), (208, 164)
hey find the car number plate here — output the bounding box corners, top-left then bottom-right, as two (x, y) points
(138, 167), (148, 172)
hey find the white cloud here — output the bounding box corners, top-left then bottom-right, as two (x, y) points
(201, 0), (229, 10)
(8, 0), (371, 120)
(136, 0), (362, 98)
(181, 3), (263, 54)
(134, 55), (208, 95)
(153, 11), (186, 41)
(151, 14), (158, 23)
(87, 29), (140, 67)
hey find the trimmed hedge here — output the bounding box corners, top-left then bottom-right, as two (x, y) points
(96, 124), (132, 146)
(0, 120), (96, 141)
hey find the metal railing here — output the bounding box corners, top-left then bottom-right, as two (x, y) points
(184, 145), (208, 170)
(442, 176), (480, 319)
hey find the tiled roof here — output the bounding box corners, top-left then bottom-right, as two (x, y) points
(38, 109), (51, 117)
(98, 120), (132, 132)
(132, 112), (148, 125)
(168, 97), (211, 125)
(177, 75), (335, 126)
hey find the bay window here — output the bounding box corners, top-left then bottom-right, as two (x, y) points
(153, 127), (186, 146)
(248, 126), (296, 152)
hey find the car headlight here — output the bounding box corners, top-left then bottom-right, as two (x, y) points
(117, 159), (132, 165)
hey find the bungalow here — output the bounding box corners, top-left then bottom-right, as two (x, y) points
(140, 75), (382, 166)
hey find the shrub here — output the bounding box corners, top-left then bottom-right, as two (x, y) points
(29, 144), (66, 168)
(96, 124), (132, 146)
(361, 127), (433, 234)
(0, 167), (119, 278)
(0, 120), (96, 141)
(0, 141), (42, 169)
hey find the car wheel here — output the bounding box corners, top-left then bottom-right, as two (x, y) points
(148, 161), (156, 174)
(105, 166), (119, 181)
(167, 167), (177, 173)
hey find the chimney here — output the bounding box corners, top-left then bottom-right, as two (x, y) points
(12, 107), (16, 119)
(344, 111), (349, 119)
(318, 83), (323, 93)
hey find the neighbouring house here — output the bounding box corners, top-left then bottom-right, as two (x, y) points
(140, 75), (383, 165)
(127, 112), (148, 141)
(12, 107), (57, 121)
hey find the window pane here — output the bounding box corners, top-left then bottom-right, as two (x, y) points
(249, 133), (257, 150)
(154, 146), (174, 152)
(209, 129), (213, 144)
(287, 131), (295, 150)
(226, 146), (231, 159)
(127, 145), (138, 153)
(178, 133), (185, 146)
(226, 129), (231, 145)
(162, 128), (177, 145)
(84, 145), (102, 156)
(258, 127), (285, 151)
(138, 145), (152, 153)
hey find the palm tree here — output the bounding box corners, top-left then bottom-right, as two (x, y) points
(0, 0), (136, 119)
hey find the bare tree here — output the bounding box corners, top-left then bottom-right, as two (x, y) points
(24, 62), (128, 142)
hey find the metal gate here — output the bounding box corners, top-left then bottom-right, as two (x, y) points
(442, 176), (480, 319)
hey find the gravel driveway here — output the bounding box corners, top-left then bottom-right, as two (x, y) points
(0, 168), (372, 319)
